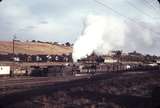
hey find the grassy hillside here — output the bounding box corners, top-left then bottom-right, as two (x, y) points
(0, 41), (72, 55)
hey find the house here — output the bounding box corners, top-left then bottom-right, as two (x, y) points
(156, 59), (160, 65)
(104, 56), (118, 63)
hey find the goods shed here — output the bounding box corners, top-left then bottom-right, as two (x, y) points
(0, 66), (10, 76)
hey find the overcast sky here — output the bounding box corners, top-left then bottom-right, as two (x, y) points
(0, 0), (160, 43)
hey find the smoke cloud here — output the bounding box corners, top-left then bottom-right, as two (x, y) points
(73, 14), (160, 62)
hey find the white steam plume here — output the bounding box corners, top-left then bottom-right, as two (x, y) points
(73, 14), (160, 62)
(73, 15), (127, 61)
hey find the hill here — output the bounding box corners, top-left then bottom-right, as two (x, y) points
(0, 41), (72, 55)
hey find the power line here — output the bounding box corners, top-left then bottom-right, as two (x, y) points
(126, 0), (159, 19)
(144, 0), (158, 9)
(93, 0), (160, 36)
(94, 0), (130, 19)
(143, 0), (160, 13)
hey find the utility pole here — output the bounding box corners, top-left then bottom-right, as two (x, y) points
(11, 35), (16, 77)
(13, 36), (16, 57)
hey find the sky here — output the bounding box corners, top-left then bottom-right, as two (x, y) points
(0, 0), (160, 43)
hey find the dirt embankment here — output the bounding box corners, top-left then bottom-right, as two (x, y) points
(0, 41), (72, 55)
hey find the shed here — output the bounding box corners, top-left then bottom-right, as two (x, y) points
(0, 66), (10, 75)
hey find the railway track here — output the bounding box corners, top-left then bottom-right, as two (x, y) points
(0, 75), (90, 95)
(0, 70), (160, 108)
(0, 70), (159, 96)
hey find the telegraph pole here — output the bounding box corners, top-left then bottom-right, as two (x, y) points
(13, 36), (16, 56)
(11, 35), (16, 77)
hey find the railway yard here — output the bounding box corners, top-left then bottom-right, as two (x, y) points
(0, 75), (87, 95)
(0, 70), (160, 108)
(0, 51), (160, 108)
(0, 0), (160, 107)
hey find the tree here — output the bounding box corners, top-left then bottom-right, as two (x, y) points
(115, 50), (122, 62)
(32, 40), (36, 42)
(65, 42), (71, 47)
(114, 50), (122, 72)
(158, 0), (160, 4)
